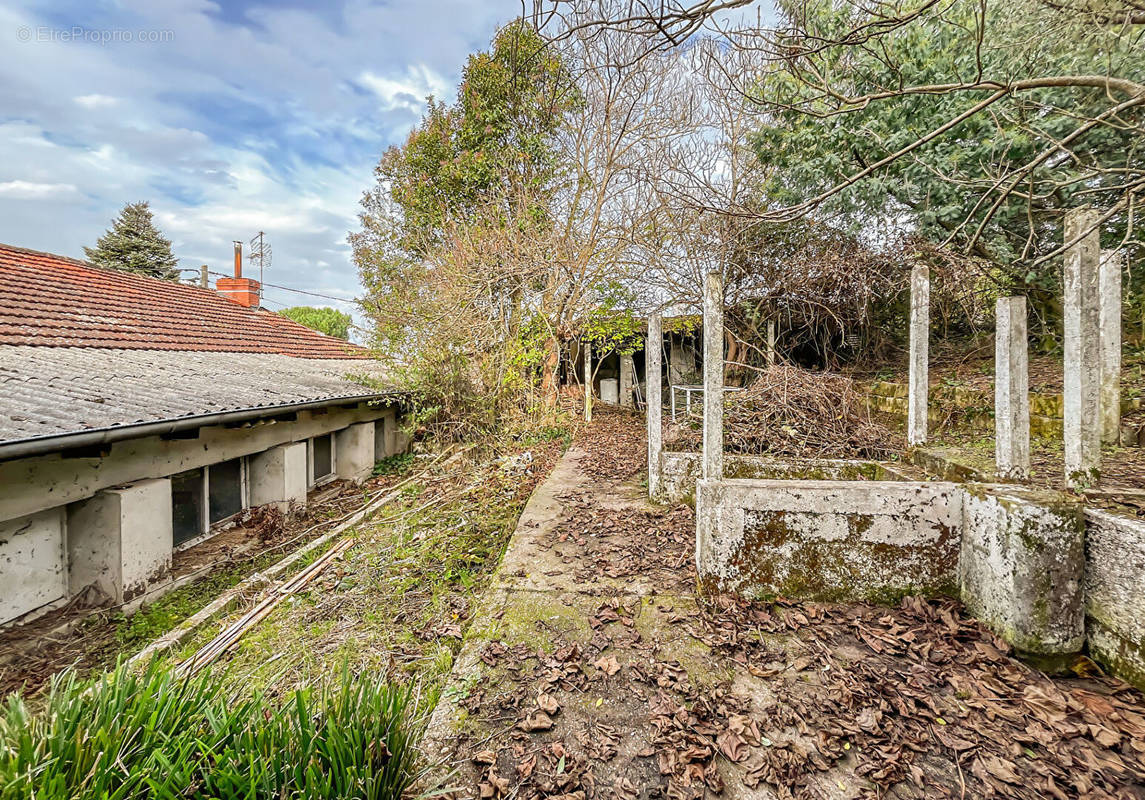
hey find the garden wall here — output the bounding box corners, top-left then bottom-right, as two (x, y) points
(866, 380), (1145, 446)
(659, 451), (914, 506)
(692, 474), (1144, 678)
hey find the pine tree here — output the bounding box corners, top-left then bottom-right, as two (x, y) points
(84, 201), (180, 281)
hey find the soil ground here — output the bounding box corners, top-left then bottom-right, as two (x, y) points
(424, 409), (1145, 800)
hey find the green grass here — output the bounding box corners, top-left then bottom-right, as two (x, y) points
(78, 546), (310, 672)
(188, 437), (566, 696)
(516, 424), (572, 447)
(0, 661), (423, 800)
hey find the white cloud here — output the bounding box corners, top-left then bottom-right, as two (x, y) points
(0, 180), (80, 199)
(358, 64), (451, 113)
(74, 94), (118, 109)
(0, 0), (513, 329)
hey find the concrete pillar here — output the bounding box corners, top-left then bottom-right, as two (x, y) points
(583, 339), (593, 422)
(647, 314), (663, 500)
(995, 296), (1030, 480)
(335, 423), (375, 483)
(908, 263), (929, 446)
(0, 508), (67, 624)
(1100, 249), (1122, 444)
(249, 442), (308, 511)
(766, 319), (776, 368)
(1063, 206), (1102, 487)
(702, 272), (724, 482)
(67, 479), (173, 605)
(393, 412), (412, 453)
(619, 353), (635, 408)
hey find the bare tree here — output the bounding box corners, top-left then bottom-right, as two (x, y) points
(533, 0), (1145, 281)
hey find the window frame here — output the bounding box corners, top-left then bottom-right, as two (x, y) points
(308, 433), (337, 487)
(172, 457), (250, 553)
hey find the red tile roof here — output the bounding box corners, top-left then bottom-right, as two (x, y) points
(0, 243), (369, 359)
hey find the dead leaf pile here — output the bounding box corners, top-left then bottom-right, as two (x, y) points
(689, 594), (1145, 799)
(576, 407), (648, 480)
(550, 496), (695, 593)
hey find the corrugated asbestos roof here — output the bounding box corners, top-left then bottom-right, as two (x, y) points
(0, 243), (370, 359)
(0, 347), (394, 444)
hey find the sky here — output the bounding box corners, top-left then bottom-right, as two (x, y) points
(0, 0), (518, 321)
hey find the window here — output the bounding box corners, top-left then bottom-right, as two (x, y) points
(310, 433), (334, 484)
(374, 416), (390, 459)
(171, 468), (206, 545)
(208, 457), (245, 524)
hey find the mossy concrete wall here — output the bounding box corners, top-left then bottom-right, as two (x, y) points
(1084, 509), (1145, 689)
(867, 380), (1145, 445)
(695, 477), (1092, 663)
(960, 487), (1086, 658)
(696, 478), (961, 603)
(660, 451), (912, 506)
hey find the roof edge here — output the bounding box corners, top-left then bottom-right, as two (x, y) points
(0, 392), (406, 463)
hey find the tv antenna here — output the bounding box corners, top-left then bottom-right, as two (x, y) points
(249, 231), (272, 302)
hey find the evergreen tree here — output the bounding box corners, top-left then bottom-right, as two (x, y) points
(279, 306), (352, 339)
(84, 201), (180, 281)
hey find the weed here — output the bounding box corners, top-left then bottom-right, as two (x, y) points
(517, 425), (572, 447)
(373, 452), (417, 476)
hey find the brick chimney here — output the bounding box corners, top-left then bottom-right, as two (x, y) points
(216, 241), (261, 308)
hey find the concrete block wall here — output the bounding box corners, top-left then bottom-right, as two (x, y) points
(696, 478), (961, 603)
(692, 474), (1096, 666)
(1084, 509), (1145, 688)
(67, 479), (173, 605)
(0, 403), (405, 627)
(0, 508), (67, 625)
(335, 422), (375, 483)
(249, 442), (308, 511)
(960, 487), (1086, 658)
(373, 408), (410, 459)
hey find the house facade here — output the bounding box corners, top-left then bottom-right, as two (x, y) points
(0, 244), (409, 626)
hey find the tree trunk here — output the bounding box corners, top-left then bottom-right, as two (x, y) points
(541, 336), (560, 408)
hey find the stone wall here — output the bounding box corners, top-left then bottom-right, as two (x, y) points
(1084, 509), (1145, 688)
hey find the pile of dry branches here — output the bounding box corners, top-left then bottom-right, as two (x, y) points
(725, 367), (894, 458)
(670, 366), (894, 459)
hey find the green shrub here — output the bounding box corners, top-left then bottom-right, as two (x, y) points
(373, 452), (417, 476)
(0, 662), (422, 800)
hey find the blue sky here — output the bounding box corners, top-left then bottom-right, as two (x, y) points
(0, 0), (515, 319)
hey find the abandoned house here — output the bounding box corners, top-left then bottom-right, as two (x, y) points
(0, 243), (409, 627)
